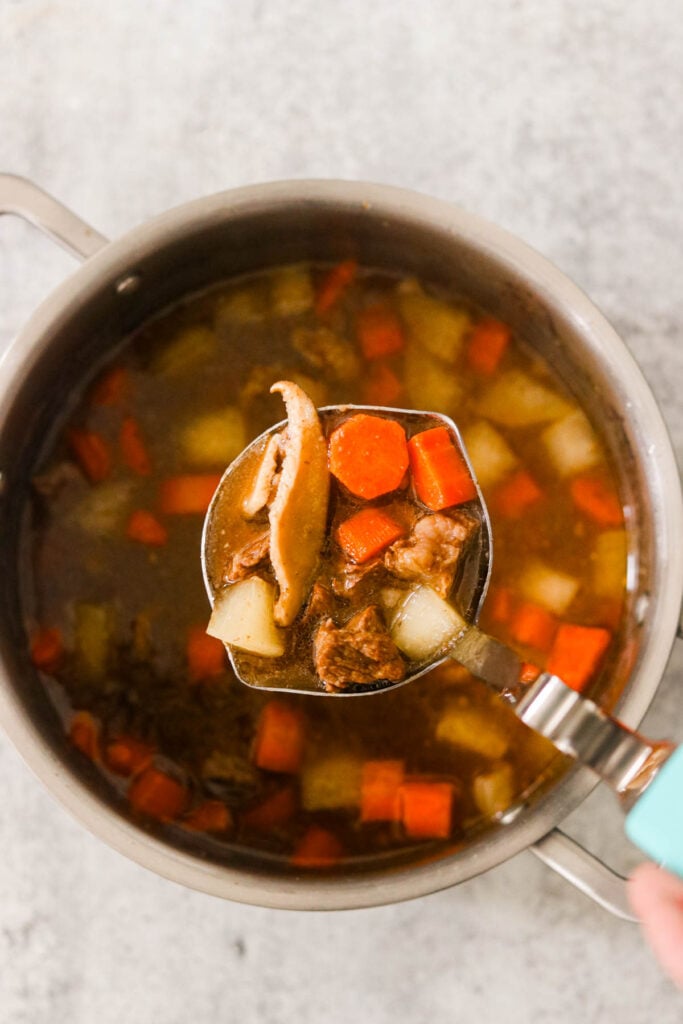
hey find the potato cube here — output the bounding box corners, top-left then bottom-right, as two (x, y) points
(593, 529), (627, 599)
(301, 754), (362, 811)
(398, 288), (471, 362)
(390, 586), (467, 661)
(461, 421), (518, 490)
(519, 559), (580, 615)
(154, 326), (218, 377)
(476, 370), (572, 427)
(208, 577), (285, 657)
(270, 265), (314, 317)
(181, 406), (247, 467)
(542, 410), (602, 477)
(404, 341), (463, 414)
(436, 703), (510, 759)
(473, 762), (516, 816)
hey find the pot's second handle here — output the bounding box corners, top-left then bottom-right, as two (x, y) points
(625, 745), (683, 876)
(531, 828), (636, 921)
(0, 173), (108, 261)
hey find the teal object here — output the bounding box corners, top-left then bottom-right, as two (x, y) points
(625, 746), (683, 878)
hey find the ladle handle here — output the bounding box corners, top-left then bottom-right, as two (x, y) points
(0, 173), (108, 261)
(517, 672), (682, 877)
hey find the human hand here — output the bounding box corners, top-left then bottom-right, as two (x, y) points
(628, 862), (683, 988)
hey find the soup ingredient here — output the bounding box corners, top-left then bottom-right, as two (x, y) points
(593, 530), (627, 599)
(397, 285), (470, 362)
(356, 304), (406, 361)
(476, 369), (572, 427)
(208, 576), (285, 657)
(508, 601), (558, 653)
(362, 363), (403, 406)
(336, 507), (406, 564)
(128, 768), (188, 821)
(384, 512), (478, 598)
(252, 701), (306, 774)
(570, 474), (623, 527)
(119, 417), (152, 476)
(270, 265), (314, 317)
(126, 509), (168, 546)
(159, 474), (222, 515)
(518, 559), (580, 616)
(291, 325), (360, 383)
(466, 317), (511, 376)
(69, 711), (101, 761)
(104, 736), (155, 777)
(492, 469), (542, 519)
(408, 426), (477, 511)
(398, 780), (455, 839)
(360, 760), (405, 822)
(315, 259), (357, 316)
(186, 625), (226, 682)
(181, 406), (247, 467)
(461, 421), (518, 490)
(291, 826), (343, 867)
(301, 754), (362, 811)
(436, 703), (509, 759)
(155, 325), (217, 377)
(313, 606), (406, 691)
(473, 762), (515, 816)
(67, 428), (111, 483)
(542, 410), (601, 477)
(404, 340), (463, 413)
(328, 413), (409, 500)
(267, 381), (330, 626)
(387, 585), (466, 661)
(74, 602), (114, 680)
(182, 800), (232, 833)
(30, 626), (64, 673)
(546, 623), (612, 692)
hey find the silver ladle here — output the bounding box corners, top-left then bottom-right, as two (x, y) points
(202, 402), (683, 879)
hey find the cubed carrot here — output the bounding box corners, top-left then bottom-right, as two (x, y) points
(182, 800), (232, 833)
(90, 365), (129, 406)
(159, 474), (222, 515)
(356, 304), (406, 360)
(492, 469), (543, 519)
(328, 414), (409, 499)
(509, 601), (558, 653)
(315, 259), (357, 316)
(547, 623), (612, 692)
(119, 416), (152, 476)
(290, 826), (344, 867)
(408, 426), (477, 510)
(30, 626), (64, 673)
(127, 767), (188, 821)
(252, 701), (306, 774)
(362, 363), (403, 407)
(67, 428), (111, 483)
(104, 736), (155, 777)
(126, 509), (168, 546)
(335, 507), (406, 564)
(570, 475), (623, 528)
(242, 786), (297, 831)
(360, 760), (405, 823)
(487, 587), (512, 625)
(186, 625), (226, 683)
(467, 317), (511, 375)
(519, 661), (542, 684)
(68, 711), (101, 761)
(398, 780), (455, 839)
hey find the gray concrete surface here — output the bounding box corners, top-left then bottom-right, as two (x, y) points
(1, 1), (682, 1020)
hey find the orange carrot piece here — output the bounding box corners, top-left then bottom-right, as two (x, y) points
(509, 601), (557, 653)
(398, 780), (455, 839)
(182, 800), (232, 833)
(315, 259), (358, 316)
(30, 626), (64, 673)
(291, 826), (344, 868)
(242, 786), (297, 831)
(487, 587), (512, 625)
(408, 426), (477, 511)
(90, 365), (129, 406)
(252, 702), (306, 774)
(67, 428), (111, 483)
(69, 711), (101, 761)
(547, 623), (612, 692)
(493, 469), (542, 519)
(356, 304), (406, 360)
(362, 362), (403, 407)
(335, 507), (406, 564)
(104, 736), (155, 777)
(360, 760), (405, 823)
(328, 413), (409, 499)
(570, 475), (623, 527)
(466, 317), (511, 375)
(158, 474), (221, 515)
(126, 509), (168, 546)
(127, 768), (188, 821)
(186, 625), (226, 683)
(520, 661), (542, 684)
(119, 416), (152, 476)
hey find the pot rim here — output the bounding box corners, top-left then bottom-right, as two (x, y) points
(1, 178), (681, 909)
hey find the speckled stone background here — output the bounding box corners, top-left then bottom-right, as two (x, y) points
(1, 2), (683, 1021)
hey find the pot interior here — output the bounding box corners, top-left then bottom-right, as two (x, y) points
(0, 185), (678, 906)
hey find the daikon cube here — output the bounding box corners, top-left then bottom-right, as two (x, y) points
(462, 420), (518, 489)
(208, 577), (285, 657)
(519, 559), (580, 615)
(476, 370), (572, 427)
(389, 585), (466, 661)
(542, 410), (602, 477)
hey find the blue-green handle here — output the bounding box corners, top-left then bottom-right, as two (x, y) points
(625, 746), (683, 877)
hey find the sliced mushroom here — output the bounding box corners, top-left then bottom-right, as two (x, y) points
(242, 431), (284, 518)
(268, 381), (330, 626)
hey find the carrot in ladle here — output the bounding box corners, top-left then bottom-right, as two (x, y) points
(335, 507), (406, 564)
(408, 426), (477, 510)
(328, 413), (409, 499)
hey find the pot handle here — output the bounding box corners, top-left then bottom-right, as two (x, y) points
(531, 828), (636, 921)
(0, 173), (108, 261)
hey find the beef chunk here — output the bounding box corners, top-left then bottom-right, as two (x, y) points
(313, 606), (405, 691)
(384, 511), (478, 598)
(224, 530), (270, 582)
(300, 582), (338, 626)
(329, 555), (386, 598)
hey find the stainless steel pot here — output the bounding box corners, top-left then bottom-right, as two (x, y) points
(1, 174), (681, 916)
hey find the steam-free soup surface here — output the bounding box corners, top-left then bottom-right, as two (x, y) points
(26, 261), (627, 870)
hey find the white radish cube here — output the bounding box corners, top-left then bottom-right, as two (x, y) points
(476, 370), (572, 427)
(519, 559), (580, 615)
(436, 703), (510, 758)
(542, 410), (602, 477)
(593, 529), (627, 599)
(390, 585), (466, 661)
(473, 762), (515, 816)
(181, 406), (246, 466)
(462, 420), (518, 490)
(207, 577), (285, 657)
